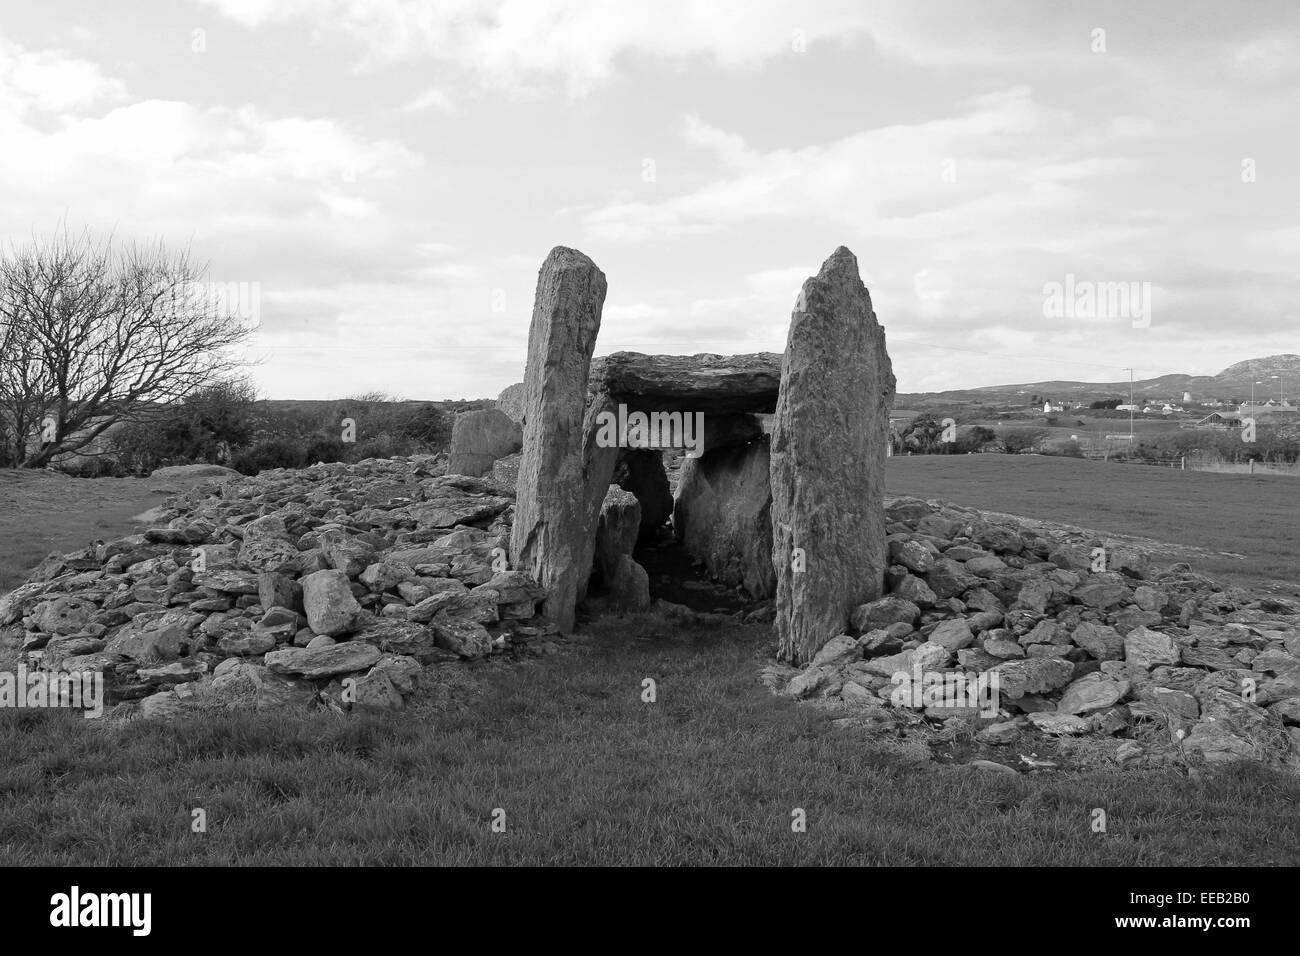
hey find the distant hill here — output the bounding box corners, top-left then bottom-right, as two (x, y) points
(263, 398), (494, 415)
(898, 354), (1300, 405)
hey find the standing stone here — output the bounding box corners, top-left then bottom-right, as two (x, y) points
(771, 246), (896, 664)
(447, 407), (523, 477)
(594, 486), (641, 584)
(574, 390), (623, 605)
(510, 247), (608, 633)
(674, 437), (775, 599)
(606, 555), (651, 612)
(496, 382), (527, 423)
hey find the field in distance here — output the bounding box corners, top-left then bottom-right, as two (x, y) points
(886, 454), (1298, 596)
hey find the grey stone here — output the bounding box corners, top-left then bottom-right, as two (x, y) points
(674, 438), (775, 599)
(510, 246), (608, 633)
(265, 641), (381, 679)
(301, 569), (362, 637)
(771, 247), (894, 665)
(1124, 626), (1181, 670)
(447, 407), (523, 478)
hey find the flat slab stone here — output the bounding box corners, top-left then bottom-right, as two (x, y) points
(589, 352), (782, 414)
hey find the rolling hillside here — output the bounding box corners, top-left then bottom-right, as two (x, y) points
(898, 353), (1300, 406)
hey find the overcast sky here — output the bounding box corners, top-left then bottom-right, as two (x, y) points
(1, 1), (1296, 399)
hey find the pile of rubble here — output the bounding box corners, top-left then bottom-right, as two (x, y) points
(767, 497), (1300, 772)
(0, 455), (558, 717)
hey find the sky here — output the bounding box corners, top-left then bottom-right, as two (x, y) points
(0, 0), (1296, 399)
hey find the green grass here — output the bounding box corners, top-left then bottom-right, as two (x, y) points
(4, 458), (1299, 866)
(0, 469), (170, 594)
(3, 616), (1298, 866)
(887, 455), (1300, 594)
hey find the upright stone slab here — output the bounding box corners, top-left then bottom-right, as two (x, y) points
(574, 389), (622, 604)
(447, 407), (522, 477)
(674, 437), (775, 599)
(496, 382), (527, 424)
(614, 449), (673, 541)
(509, 247), (608, 633)
(771, 246), (895, 664)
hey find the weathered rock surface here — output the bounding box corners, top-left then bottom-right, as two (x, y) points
(770, 491), (1300, 775)
(589, 487), (652, 612)
(510, 246), (608, 634)
(772, 246), (896, 664)
(605, 555), (651, 612)
(589, 352), (782, 414)
(496, 382), (527, 424)
(447, 407), (523, 478)
(594, 486), (641, 584)
(149, 463), (240, 483)
(301, 569), (362, 637)
(265, 642), (382, 679)
(2, 452), (558, 719)
(673, 437), (775, 599)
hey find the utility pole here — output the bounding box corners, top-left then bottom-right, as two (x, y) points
(1123, 367), (1134, 439)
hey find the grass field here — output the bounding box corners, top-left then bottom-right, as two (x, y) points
(3, 616), (1299, 865)
(886, 455), (1300, 595)
(0, 470), (171, 594)
(2, 460), (1299, 865)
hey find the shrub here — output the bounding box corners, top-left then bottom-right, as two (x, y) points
(1002, 428), (1050, 455)
(56, 457), (128, 478)
(231, 438), (306, 475)
(303, 435), (347, 464)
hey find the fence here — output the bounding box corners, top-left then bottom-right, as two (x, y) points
(1083, 452), (1300, 477)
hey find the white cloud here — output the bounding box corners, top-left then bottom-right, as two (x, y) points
(581, 87), (1093, 242)
(191, 0), (877, 94)
(0, 38), (127, 113)
(1231, 33), (1297, 76)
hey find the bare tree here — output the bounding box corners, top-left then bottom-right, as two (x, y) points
(0, 291), (51, 466)
(0, 228), (255, 467)
(346, 390), (404, 403)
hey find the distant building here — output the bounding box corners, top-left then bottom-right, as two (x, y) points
(1237, 401), (1297, 415)
(1188, 412), (1243, 430)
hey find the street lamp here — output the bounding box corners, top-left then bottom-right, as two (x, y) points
(1273, 373), (1283, 406)
(1252, 380), (1262, 407)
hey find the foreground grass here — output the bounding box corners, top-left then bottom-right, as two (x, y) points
(3, 617), (1297, 866)
(887, 455), (1299, 593)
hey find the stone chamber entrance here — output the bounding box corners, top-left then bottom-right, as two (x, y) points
(578, 353), (784, 618)
(453, 245), (895, 665)
(612, 445), (762, 615)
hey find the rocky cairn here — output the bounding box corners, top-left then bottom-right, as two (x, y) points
(0, 455), (556, 718)
(767, 496), (1300, 771)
